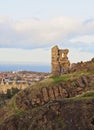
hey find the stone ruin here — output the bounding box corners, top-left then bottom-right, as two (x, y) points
(51, 45), (70, 75)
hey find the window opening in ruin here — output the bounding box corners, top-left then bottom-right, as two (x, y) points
(62, 53), (64, 58)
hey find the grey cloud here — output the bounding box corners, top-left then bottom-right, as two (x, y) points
(0, 16), (94, 51)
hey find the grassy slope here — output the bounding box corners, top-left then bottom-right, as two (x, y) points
(51, 70), (94, 83)
(0, 69), (94, 125)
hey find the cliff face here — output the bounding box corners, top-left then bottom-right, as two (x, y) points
(1, 95), (94, 130)
(0, 59), (94, 130)
(15, 75), (94, 110)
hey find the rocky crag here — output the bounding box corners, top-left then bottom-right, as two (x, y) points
(71, 57), (94, 72)
(15, 74), (94, 110)
(0, 58), (93, 130)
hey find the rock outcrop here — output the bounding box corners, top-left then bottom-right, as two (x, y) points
(71, 57), (94, 72)
(15, 75), (94, 110)
(0, 73), (94, 130)
(1, 94), (94, 130)
(0, 58), (94, 130)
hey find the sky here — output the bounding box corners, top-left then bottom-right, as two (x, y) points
(0, 0), (94, 66)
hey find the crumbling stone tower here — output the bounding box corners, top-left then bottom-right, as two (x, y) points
(51, 45), (70, 75)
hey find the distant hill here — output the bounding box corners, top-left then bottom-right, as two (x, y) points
(0, 58), (94, 130)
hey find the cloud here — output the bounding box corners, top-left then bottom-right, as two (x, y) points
(0, 16), (93, 64)
(0, 16), (93, 49)
(0, 16), (83, 48)
(12, 17), (83, 45)
(70, 35), (94, 44)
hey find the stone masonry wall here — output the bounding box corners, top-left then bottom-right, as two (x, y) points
(51, 45), (70, 75)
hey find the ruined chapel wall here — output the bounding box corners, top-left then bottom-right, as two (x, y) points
(51, 45), (70, 75)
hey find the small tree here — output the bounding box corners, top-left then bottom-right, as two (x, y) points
(11, 87), (20, 96)
(6, 89), (12, 98)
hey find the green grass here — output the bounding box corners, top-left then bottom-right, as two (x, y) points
(51, 74), (72, 83)
(63, 90), (94, 102)
(51, 69), (94, 84)
(15, 109), (26, 116)
(81, 90), (94, 98)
